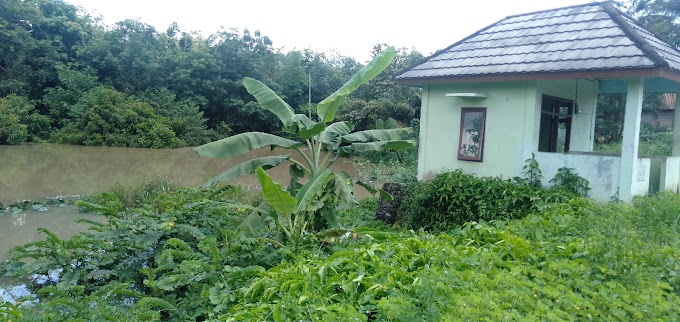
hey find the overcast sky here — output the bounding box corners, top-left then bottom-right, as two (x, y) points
(66, 0), (593, 61)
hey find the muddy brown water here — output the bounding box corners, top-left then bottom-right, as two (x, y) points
(0, 143), (366, 205)
(0, 143), (372, 301)
(0, 143), (369, 256)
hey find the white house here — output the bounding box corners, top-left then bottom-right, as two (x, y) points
(396, 2), (680, 202)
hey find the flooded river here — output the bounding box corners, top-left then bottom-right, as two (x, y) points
(0, 143), (367, 302)
(0, 143), (363, 205)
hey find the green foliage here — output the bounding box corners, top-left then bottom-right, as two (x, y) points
(1, 185), (281, 321)
(194, 48), (415, 240)
(87, 177), (180, 209)
(522, 153), (543, 186)
(53, 87), (183, 148)
(136, 87), (214, 146)
(216, 195), (680, 320)
(3, 183), (680, 320)
(0, 95), (50, 144)
(595, 124), (673, 156)
(550, 167), (591, 197)
(400, 170), (573, 231)
(1, 0), (422, 148)
(0, 300), (22, 321)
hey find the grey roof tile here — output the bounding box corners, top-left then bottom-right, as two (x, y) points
(396, 2), (680, 81)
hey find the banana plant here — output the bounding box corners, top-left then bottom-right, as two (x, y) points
(193, 47), (415, 238)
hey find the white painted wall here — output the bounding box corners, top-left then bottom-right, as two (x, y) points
(534, 152), (650, 201)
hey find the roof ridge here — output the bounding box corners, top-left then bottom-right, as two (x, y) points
(503, 1), (606, 19)
(600, 2), (669, 67)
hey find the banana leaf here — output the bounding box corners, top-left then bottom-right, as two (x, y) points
(243, 77), (295, 125)
(202, 155), (290, 186)
(316, 47), (396, 122)
(342, 128), (413, 143)
(256, 167), (296, 215)
(193, 132), (300, 159)
(295, 169), (333, 214)
(320, 121), (353, 150)
(286, 114), (326, 139)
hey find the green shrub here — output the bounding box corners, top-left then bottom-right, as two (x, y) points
(53, 87), (183, 148)
(400, 170), (571, 231)
(0, 94), (51, 144)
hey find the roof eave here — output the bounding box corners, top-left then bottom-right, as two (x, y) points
(395, 67), (680, 85)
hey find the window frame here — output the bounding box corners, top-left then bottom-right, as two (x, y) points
(457, 107), (487, 162)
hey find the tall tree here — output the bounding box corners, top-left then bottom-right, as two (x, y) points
(616, 0), (680, 47)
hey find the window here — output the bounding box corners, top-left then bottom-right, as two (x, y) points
(538, 95), (573, 153)
(457, 107), (486, 161)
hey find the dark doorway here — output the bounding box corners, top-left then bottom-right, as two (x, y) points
(538, 95), (574, 153)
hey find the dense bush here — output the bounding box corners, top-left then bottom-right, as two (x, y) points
(400, 170), (572, 231)
(0, 95), (50, 144)
(2, 185), (680, 321)
(53, 87), (183, 148)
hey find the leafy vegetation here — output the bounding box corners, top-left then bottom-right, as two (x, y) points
(193, 47), (415, 241)
(0, 0), (421, 148)
(398, 170), (575, 231)
(595, 124), (673, 156)
(2, 184), (679, 321)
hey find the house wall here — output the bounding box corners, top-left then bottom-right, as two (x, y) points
(418, 79), (598, 181)
(535, 79), (598, 152)
(418, 82), (529, 180)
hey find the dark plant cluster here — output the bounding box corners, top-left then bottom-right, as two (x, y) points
(397, 170), (577, 231)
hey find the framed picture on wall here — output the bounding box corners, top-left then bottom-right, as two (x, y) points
(457, 107), (486, 161)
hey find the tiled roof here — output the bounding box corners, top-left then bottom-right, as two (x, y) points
(396, 2), (680, 83)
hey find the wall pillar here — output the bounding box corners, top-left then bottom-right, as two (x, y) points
(417, 86), (430, 181)
(672, 88), (680, 156)
(619, 77), (644, 202)
(521, 81), (540, 164)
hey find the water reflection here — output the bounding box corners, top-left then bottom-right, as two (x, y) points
(0, 205), (96, 262)
(11, 213), (26, 227)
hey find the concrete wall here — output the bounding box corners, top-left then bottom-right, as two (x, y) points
(662, 157), (680, 192)
(418, 82), (529, 180)
(653, 156), (680, 193)
(534, 152), (650, 201)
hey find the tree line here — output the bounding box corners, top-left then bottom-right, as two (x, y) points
(0, 0), (423, 147)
